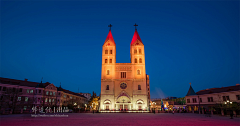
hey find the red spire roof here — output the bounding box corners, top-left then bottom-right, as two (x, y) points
(104, 30), (115, 45)
(131, 30), (142, 45)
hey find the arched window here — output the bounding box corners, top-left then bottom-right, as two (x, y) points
(110, 59), (112, 63)
(135, 58), (137, 63)
(139, 49), (142, 54)
(107, 70), (110, 75)
(134, 49), (137, 54)
(110, 50), (112, 54)
(139, 58), (142, 63)
(105, 59), (108, 63)
(137, 69), (140, 75)
(105, 50), (108, 54)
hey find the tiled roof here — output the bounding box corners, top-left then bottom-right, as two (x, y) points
(196, 85), (240, 95)
(58, 87), (86, 98)
(0, 77), (49, 88)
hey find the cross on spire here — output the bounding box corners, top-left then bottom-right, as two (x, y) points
(108, 24), (112, 31)
(134, 23), (138, 30)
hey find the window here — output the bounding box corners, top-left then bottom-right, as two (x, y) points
(46, 91), (49, 95)
(110, 50), (112, 54)
(199, 98), (202, 102)
(70, 96), (72, 99)
(135, 58), (138, 63)
(110, 59), (112, 63)
(192, 98), (197, 103)
(0, 86), (2, 91)
(18, 97), (21, 101)
(106, 85), (109, 90)
(134, 49), (137, 54)
(39, 90), (41, 93)
(187, 99), (190, 103)
(139, 49), (142, 54)
(207, 97), (213, 102)
(23, 106), (27, 110)
(64, 95), (66, 98)
(58, 92), (60, 96)
(3, 87), (6, 91)
(237, 95), (240, 100)
(105, 50), (108, 54)
(121, 72), (126, 78)
(222, 96), (230, 101)
(25, 97), (28, 102)
(137, 70), (140, 75)
(139, 58), (142, 63)
(13, 88), (16, 92)
(52, 99), (54, 102)
(49, 99), (51, 102)
(53, 92), (55, 96)
(105, 59), (108, 63)
(27, 89), (29, 93)
(30, 90), (33, 93)
(50, 91), (52, 95)
(19, 88), (22, 92)
(138, 85), (141, 90)
(107, 70), (110, 75)
(45, 98), (48, 102)
(38, 98), (40, 102)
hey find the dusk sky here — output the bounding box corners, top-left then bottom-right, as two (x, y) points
(1, 1), (239, 98)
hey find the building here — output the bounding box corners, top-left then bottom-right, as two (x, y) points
(80, 93), (91, 101)
(100, 26), (150, 112)
(185, 84), (240, 115)
(0, 77), (88, 114)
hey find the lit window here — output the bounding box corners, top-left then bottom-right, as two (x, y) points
(45, 98), (48, 102)
(70, 96), (72, 99)
(138, 85), (141, 90)
(105, 50), (108, 54)
(135, 58), (137, 63)
(110, 50), (112, 54)
(105, 59), (108, 63)
(53, 99), (54, 102)
(17, 97), (21, 101)
(46, 91), (49, 95)
(139, 49), (142, 54)
(106, 85), (109, 90)
(25, 97), (28, 102)
(53, 92), (55, 96)
(64, 95), (66, 98)
(49, 99), (51, 102)
(107, 70), (110, 75)
(23, 106), (27, 110)
(137, 69), (140, 75)
(139, 58), (142, 63)
(27, 89), (29, 93)
(110, 59), (112, 63)
(50, 92), (52, 95)
(30, 90), (33, 93)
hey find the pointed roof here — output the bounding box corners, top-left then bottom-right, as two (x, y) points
(186, 85), (197, 96)
(131, 30), (143, 45)
(104, 30), (115, 45)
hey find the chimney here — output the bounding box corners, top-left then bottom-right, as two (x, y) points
(24, 78), (28, 81)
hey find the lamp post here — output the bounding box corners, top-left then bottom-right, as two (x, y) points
(225, 100), (233, 119)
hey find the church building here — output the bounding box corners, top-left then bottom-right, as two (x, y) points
(100, 24), (150, 112)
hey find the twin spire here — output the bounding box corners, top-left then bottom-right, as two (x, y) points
(104, 24), (143, 46)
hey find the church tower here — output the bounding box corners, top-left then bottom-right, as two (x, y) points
(100, 24), (150, 112)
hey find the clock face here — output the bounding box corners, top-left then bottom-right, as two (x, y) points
(120, 82), (127, 89)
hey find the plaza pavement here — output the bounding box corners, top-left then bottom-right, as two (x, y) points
(0, 113), (239, 126)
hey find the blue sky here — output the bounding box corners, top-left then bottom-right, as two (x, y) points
(1, 1), (239, 98)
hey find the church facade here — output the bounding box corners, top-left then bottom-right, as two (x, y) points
(100, 27), (150, 112)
